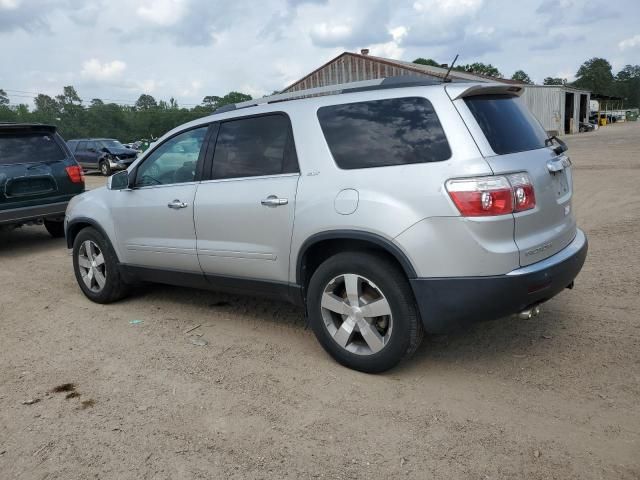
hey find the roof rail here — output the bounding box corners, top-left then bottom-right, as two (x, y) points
(213, 75), (460, 114)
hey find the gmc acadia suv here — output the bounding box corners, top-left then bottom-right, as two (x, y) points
(64, 77), (587, 373)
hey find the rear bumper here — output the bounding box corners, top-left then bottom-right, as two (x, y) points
(0, 201), (69, 225)
(410, 229), (588, 334)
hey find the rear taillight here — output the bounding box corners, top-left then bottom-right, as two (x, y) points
(507, 172), (536, 212)
(65, 165), (85, 184)
(446, 173), (535, 217)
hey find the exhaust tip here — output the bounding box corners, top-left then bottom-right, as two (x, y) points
(518, 309), (533, 320)
(518, 305), (541, 320)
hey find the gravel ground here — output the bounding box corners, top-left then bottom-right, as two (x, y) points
(1, 122), (639, 479)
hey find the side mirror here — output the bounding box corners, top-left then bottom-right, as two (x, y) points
(108, 170), (130, 190)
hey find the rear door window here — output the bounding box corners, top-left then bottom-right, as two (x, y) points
(464, 94), (548, 155)
(77, 141), (88, 152)
(317, 97), (451, 169)
(0, 132), (66, 165)
(211, 114), (298, 179)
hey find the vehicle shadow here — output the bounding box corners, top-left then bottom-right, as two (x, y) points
(129, 282), (306, 329)
(0, 225), (66, 257)
(127, 280), (566, 375)
(394, 302), (567, 376)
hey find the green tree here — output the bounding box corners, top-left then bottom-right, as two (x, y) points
(413, 58), (440, 67)
(543, 77), (567, 86)
(0, 88), (9, 106)
(135, 94), (158, 110)
(455, 62), (502, 78)
(511, 70), (533, 84)
(0, 86), (254, 141)
(56, 86), (82, 108)
(32, 94), (60, 125)
(202, 95), (221, 109)
(574, 57), (614, 94)
(614, 64), (640, 108)
(201, 92), (252, 110)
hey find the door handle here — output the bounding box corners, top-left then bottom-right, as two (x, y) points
(261, 195), (288, 207)
(167, 199), (188, 209)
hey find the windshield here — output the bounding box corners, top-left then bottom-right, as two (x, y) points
(99, 139), (125, 149)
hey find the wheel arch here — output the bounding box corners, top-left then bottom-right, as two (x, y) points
(66, 217), (114, 252)
(296, 230), (417, 289)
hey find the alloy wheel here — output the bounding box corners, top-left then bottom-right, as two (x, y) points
(77, 240), (107, 292)
(320, 274), (393, 355)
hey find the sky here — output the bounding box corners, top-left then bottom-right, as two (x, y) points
(1, 0), (639, 108)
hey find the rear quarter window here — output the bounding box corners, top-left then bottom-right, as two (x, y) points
(317, 97), (451, 169)
(0, 132), (66, 165)
(464, 94), (548, 155)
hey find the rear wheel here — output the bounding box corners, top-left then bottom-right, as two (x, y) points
(307, 252), (423, 373)
(44, 219), (65, 238)
(72, 227), (129, 303)
(99, 161), (111, 176)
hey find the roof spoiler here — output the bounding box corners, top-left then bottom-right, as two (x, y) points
(445, 83), (525, 101)
(0, 122), (57, 133)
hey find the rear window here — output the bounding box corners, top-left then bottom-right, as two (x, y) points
(464, 95), (548, 155)
(0, 132), (66, 165)
(317, 97), (451, 169)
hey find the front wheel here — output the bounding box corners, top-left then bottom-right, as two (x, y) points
(72, 227), (129, 303)
(99, 161), (111, 176)
(307, 252), (423, 373)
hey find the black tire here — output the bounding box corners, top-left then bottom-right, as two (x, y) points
(99, 161), (111, 176)
(72, 227), (129, 303)
(44, 219), (65, 238)
(307, 252), (423, 373)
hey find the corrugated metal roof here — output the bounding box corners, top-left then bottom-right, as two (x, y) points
(282, 52), (523, 92)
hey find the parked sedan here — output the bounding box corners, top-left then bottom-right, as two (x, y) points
(66, 138), (138, 176)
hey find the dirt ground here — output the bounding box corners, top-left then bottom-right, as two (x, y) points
(1, 122), (639, 480)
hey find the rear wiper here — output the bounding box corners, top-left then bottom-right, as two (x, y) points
(545, 135), (568, 155)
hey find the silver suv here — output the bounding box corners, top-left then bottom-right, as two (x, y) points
(65, 77), (587, 373)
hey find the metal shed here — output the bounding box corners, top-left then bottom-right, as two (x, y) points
(282, 51), (522, 93)
(520, 85), (591, 136)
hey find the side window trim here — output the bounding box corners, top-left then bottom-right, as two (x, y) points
(130, 123), (214, 188)
(208, 111), (299, 181)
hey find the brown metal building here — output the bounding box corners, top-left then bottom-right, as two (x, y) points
(282, 50), (522, 93)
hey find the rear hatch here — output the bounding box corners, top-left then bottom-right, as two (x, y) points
(0, 125), (83, 211)
(447, 85), (577, 266)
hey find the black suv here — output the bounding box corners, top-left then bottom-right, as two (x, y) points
(0, 123), (85, 237)
(66, 138), (138, 176)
